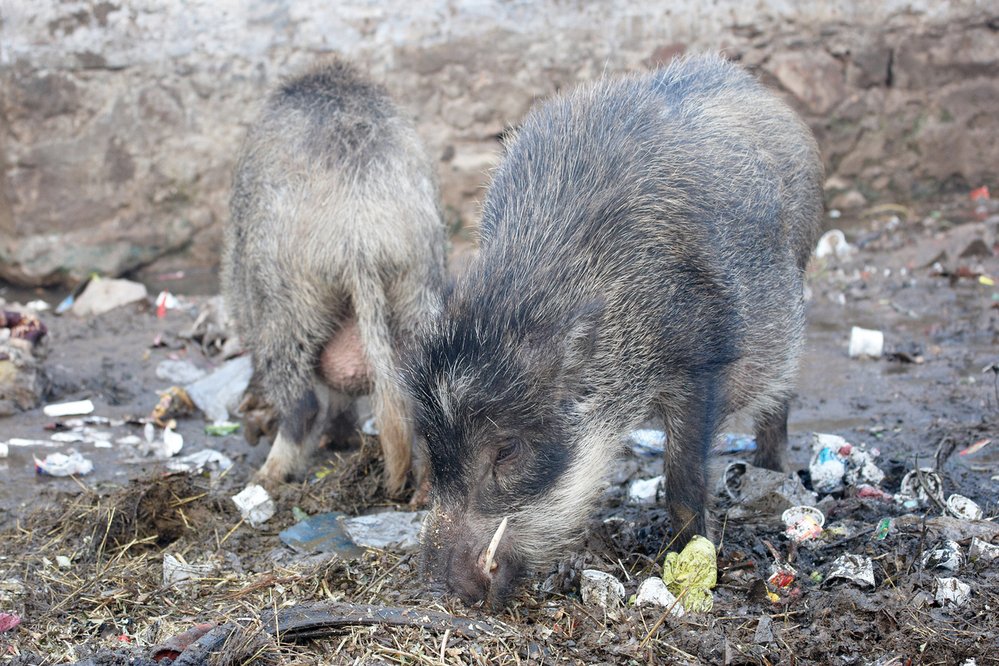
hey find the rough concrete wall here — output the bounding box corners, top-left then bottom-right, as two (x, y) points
(1, 0), (997, 285)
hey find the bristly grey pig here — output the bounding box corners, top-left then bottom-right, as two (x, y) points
(223, 58), (446, 495)
(404, 54), (823, 606)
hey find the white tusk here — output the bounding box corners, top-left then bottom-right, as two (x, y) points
(482, 516), (509, 575)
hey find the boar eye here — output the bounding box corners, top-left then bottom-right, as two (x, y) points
(495, 439), (523, 466)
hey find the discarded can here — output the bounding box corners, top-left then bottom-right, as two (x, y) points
(782, 506), (825, 542)
(897, 468), (945, 508)
(946, 494), (983, 521)
(826, 553), (875, 588)
(848, 326), (884, 359)
(968, 537), (999, 563)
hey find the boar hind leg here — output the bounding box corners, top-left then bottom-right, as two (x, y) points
(752, 399), (790, 472)
(661, 375), (724, 547)
(255, 384), (337, 487)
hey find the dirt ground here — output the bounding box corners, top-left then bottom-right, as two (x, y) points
(0, 192), (997, 665)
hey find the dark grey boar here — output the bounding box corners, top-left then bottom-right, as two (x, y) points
(405, 54), (823, 605)
(223, 58), (446, 495)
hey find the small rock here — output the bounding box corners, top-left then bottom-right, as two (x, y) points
(71, 278), (148, 317)
(580, 569), (625, 609)
(829, 189), (867, 211)
(753, 614), (775, 645)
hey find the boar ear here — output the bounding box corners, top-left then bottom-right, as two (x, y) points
(558, 298), (604, 376)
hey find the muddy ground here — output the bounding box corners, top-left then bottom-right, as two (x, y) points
(0, 193), (997, 665)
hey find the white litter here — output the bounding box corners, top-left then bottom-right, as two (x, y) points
(935, 577), (971, 607)
(167, 449), (234, 474)
(826, 553), (875, 588)
(43, 400), (95, 417)
(635, 577), (684, 616)
(34, 450), (94, 477)
(922, 540), (963, 571)
(848, 326), (884, 359)
(162, 553), (218, 589)
(580, 569), (626, 609)
(968, 537), (999, 564)
(946, 494), (983, 521)
(628, 475), (663, 505)
(815, 229), (854, 260)
(340, 511), (427, 551)
(232, 484), (275, 528)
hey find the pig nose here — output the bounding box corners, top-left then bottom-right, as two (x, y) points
(446, 544), (492, 605)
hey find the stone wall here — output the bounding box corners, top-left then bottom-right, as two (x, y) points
(1, 0), (997, 286)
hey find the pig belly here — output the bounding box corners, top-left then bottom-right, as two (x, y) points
(319, 318), (372, 394)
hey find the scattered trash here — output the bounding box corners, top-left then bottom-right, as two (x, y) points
(714, 433), (756, 454)
(1, 310), (47, 344)
(25, 299), (50, 312)
(5, 438), (60, 448)
(856, 484), (894, 501)
(661, 534), (716, 612)
(205, 421), (240, 436)
(34, 449), (94, 477)
(185, 356), (253, 423)
(156, 359), (207, 385)
(155, 290), (179, 318)
(815, 229), (854, 260)
(894, 514), (999, 543)
(340, 511), (427, 551)
(150, 386), (195, 425)
(722, 461), (817, 517)
(782, 506), (825, 542)
(872, 518), (892, 541)
(166, 449), (234, 474)
(362, 417), (379, 437)
(767, 562), (797, 590)
(958, 438), (991, 456)
(232, 484), (276, 528)
(809, 433), (884, 495)
(897, 468), (945, 509)
(279, 512), (365, 558)
(0, 612), (21, 633)
(826, 554), (875, 588)
(580, 570), (626, 609)
(946, 494), (983, 521)
(935, 577), (971, 607)
(969, 185), (990, 201)
(634, 577), (684, 616)
(0, 442), (7, 458)
(55, 555), (72, 569)
(848, 326), (884, 359)
(628, 428), (666, 456)
(163, 553), (218, 589)
(628, 475), (662, 505)
(71, 278), (148, 317)
(968, 537), (999, 564)
(922, 540), (963, 571)
(42, 399), (95, 418)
